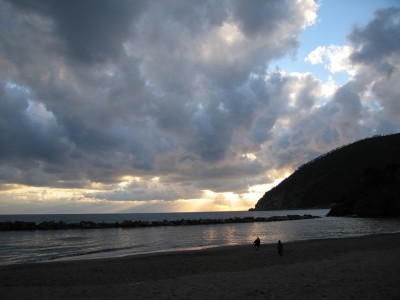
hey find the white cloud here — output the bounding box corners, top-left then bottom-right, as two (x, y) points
(320, 76), (338, 98)
(305, 45), (356, 76)
(297, 0), (319, 27)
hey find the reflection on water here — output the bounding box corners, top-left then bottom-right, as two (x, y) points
(219, 226), (238, 245)
(203, 227), (219, 244)
(1, 210), (400, 265)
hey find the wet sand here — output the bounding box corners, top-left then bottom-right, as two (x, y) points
(1, 233), (399, 299)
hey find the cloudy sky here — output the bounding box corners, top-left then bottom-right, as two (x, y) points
(1, 0), (399, 214)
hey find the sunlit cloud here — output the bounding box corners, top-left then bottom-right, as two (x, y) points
(305, 45), (356, 77)
(0, 1), (399, 213)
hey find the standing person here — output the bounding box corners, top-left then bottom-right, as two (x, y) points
(278, 240), (283, 256)
(253, 237), (261, 251)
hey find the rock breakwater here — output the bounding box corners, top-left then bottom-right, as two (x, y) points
(0, 214), (319, 231)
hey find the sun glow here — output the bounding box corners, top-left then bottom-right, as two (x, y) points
(0, 166), (293, 213)
(196, 190), (255, 211)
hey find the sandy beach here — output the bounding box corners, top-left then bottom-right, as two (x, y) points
(1, 233), (399, 299)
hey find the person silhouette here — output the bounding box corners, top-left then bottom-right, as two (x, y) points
(253, 237), (261, 251)
(278, 240), (283, 256)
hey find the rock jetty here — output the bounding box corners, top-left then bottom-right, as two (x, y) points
(0, 214), (319, 231)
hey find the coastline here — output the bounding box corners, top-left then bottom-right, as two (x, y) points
(1, 233), (400, 299)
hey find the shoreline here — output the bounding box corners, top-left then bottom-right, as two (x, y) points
(1, 233), (400, 299)
(50, 231), (400, 264)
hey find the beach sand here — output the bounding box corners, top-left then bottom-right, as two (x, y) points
(1, 233), (400, 299)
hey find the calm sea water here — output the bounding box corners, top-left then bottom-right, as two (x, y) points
(1, 209), (400, 266)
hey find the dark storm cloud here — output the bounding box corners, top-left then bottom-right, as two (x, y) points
(349, 7), (400, 72)
(231, 0), (305, 44)
(0, 84), (72, 164)
(1, 0), (399, 207)
(346, 7), (400, 133)
(7, 0), (148, 62)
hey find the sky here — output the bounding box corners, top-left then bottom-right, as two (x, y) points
(0, 0), (399, 214)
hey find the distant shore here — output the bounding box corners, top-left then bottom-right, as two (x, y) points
(1, 233), (399, 299)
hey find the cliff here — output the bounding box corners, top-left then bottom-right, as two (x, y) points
(251, 133), (400, 216)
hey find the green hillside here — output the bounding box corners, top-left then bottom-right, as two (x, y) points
(251, 133), (400, 216)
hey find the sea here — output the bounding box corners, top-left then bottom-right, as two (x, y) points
(1, 209), (400, 266)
